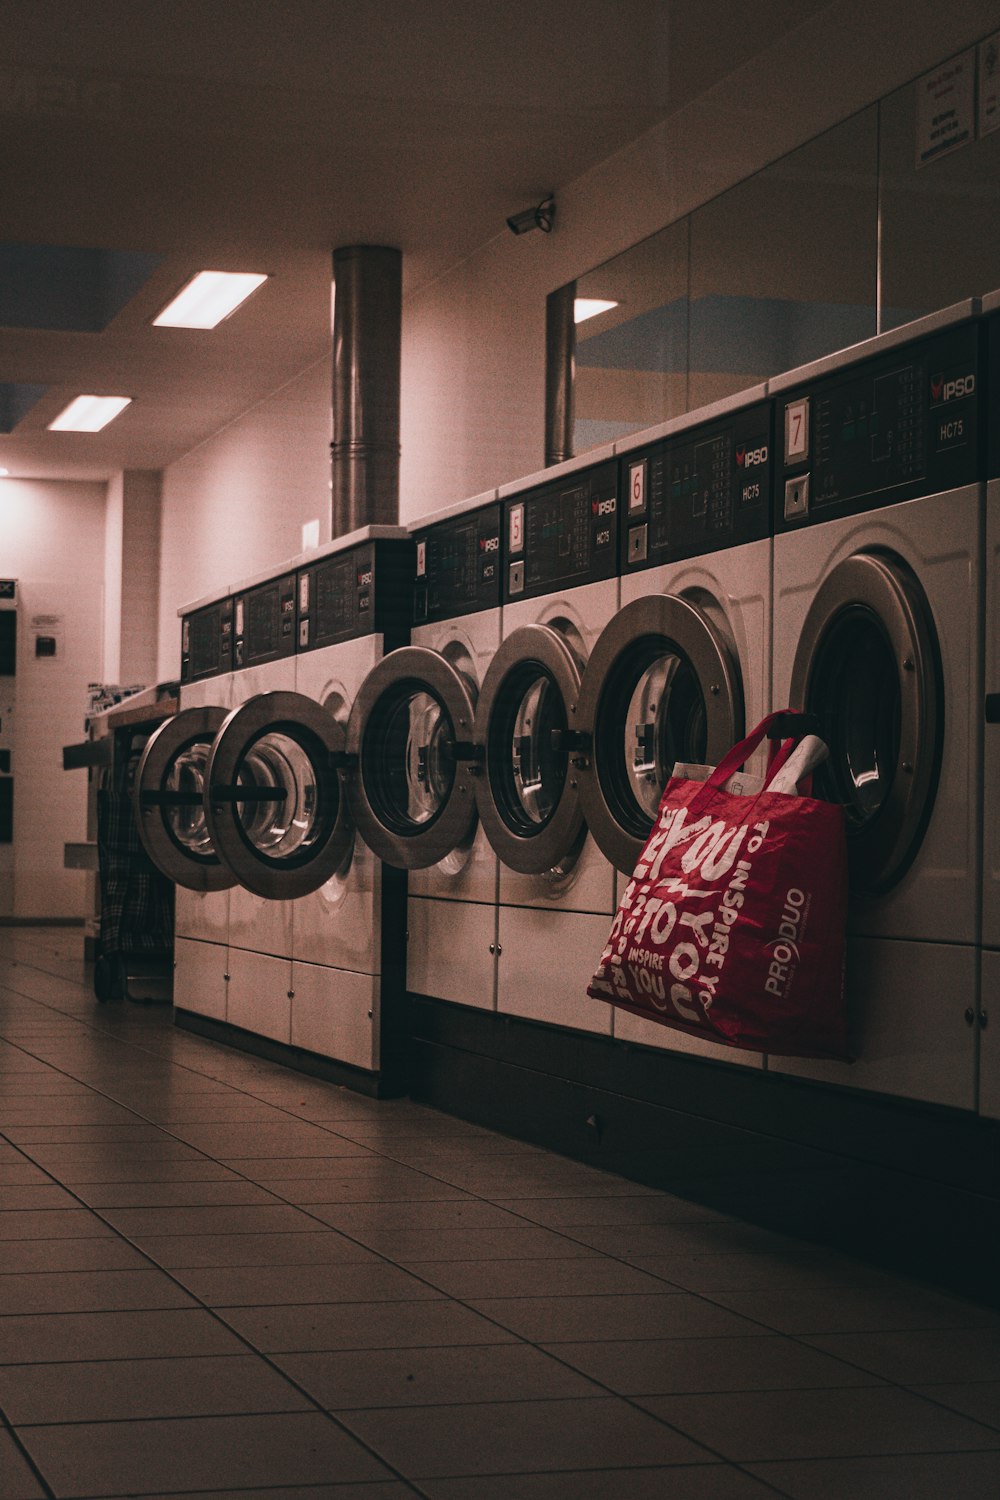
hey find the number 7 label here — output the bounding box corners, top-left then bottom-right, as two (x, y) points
(784, 398), (810, 463)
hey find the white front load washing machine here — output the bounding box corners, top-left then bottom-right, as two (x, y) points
(770, 301), (985, 1109)
(202, 528), (413, 1091)
(345, 494), (503, 1014)
(574, 385), (774, 1068)
(980, 289), (1000, 1119)
(474, 450), (620, 1036)
(206, 565), (298, 1047)
(135, 588), (236, 1024)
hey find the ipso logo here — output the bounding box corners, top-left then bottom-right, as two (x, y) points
(357, 569), (373, 587)
(736, 444), (768, 468)
(480, 535), (500, 553)
(931, 372), (976, 403)
(592, 497), (617, 516)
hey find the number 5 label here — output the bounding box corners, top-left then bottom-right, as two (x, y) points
(784, 398), (810, 464)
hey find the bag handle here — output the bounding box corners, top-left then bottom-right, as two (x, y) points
(703, 709), (820, 792)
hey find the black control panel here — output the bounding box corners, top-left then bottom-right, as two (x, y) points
(504, 458), (617, 604)
(988, 310), (1000, 481)
(180, 597), (234, 684)
(413, 503), (502, 624)
(777, 318), (983, 530)
(297, 537), (414, 652)
(233, 572), (296, 671)
(620, 402), (773, 572)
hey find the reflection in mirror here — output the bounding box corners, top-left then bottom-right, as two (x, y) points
(689, 107), (878, 406)
(569, 219), (689, 456)
(880, 75), (1000, 326)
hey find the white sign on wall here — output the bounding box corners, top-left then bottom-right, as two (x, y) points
(916, 49), (975, 168)
(980, 33), (1000, 138)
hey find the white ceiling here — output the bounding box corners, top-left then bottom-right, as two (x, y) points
(0, 0), (819, 482)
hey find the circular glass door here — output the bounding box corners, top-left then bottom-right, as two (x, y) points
(790, 551), (942, 894)
(474, 624), (585, 874)
(347, 646), (479, 868)
(204, 691), (352, 899)
(576, 595), (742, 873)
(133, 707), (236, 891)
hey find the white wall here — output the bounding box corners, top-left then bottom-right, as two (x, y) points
(156, 358), (331, 681)
(154, 0), (1000, 642)
(1, 477), (107, 918)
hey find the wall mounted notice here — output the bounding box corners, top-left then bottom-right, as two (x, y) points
(980, 33), (1000, 138)
(916, 49), (975, 168)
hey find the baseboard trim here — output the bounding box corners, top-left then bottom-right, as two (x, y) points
(408, 995), (1000, 1307)
(0, 917), (86, 927)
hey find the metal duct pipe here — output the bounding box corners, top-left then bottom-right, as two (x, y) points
(331, 245), (402, 535)
(545, 280), (576, 467)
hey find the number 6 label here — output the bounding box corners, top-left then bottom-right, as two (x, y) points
(629, 459), (646, 512)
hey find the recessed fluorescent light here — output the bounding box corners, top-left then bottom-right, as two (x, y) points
(47, 396), (132, 432)
(574, 297), (618, 324)
(153, 271), (269, 329)
(0, 468), (8, 476)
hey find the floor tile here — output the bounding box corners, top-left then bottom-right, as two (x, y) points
(422, 1469), (779, 1499)
(0, 1353), (312, 1423)
(705, 1283), (999, 1335)
(339, 1395), (712, 1477)
(637, 1385), (1000, 1461)
(72, 1178), (282, 1208)
(0, 1268), (195, 1315)
(19, 1412), (390, 1495)
(555, 1221), (801, 1259)
(0, 1182), (81, 1208)
(0, 1207), (112, 1239)
(405, 1256), (669, 1300)
(314, 1200), (523, 1233)
(545, 1333), (885, 1394)
(913, 1380), (1000, 1427)
(0, 1307), (246, 1363)
(0, 1235), (152, 1273)
(173, 1261), (444, 1306)
(137, 1488), (417, 1500)
(306, 1224), (601, 1261)
(805, 1326), (1000, 1383)
(495, 1195), (728, 1228)
(138, 1230), (380, 1269)
(221, 1299), (518, 1352)
(97, 1202), (328, 1237)
(629, 1250), (896, 1293)
(0, 1428), (45, 1500)
(276, 1341), (602, 1409)
(259, 1175), (470, 1204)
(172, 1123), (376, 1158)
(745, 1450), (1000, 1499)
(469, 1293), (762, 1343)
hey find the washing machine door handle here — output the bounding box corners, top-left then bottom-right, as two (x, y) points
(986, 694), (1000, 725)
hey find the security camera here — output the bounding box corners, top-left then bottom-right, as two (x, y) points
(507, 195), (555, 235)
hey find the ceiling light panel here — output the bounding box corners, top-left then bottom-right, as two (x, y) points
(47, 396), (132, 432)
(154, 271), (269, 329)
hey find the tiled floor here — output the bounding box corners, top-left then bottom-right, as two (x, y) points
(1, 927), (999, 1499)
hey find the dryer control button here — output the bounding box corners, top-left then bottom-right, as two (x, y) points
(509, 561), (525, 595)
(628, 524), (648, 564)
(784, 474), (810, 521)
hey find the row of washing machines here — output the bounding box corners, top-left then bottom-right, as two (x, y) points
(134, 296), (1000, 1117)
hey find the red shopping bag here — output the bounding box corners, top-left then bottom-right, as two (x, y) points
(588, 711), (851, 1059)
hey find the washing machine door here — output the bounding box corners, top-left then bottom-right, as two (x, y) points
(575, 595), (743, 874)
(203, 691), (353, 899)
(790, 551), (941, 895)
(473, 624), (589, 875)
(346, 646), (479, 868)
(133, 707), (236, 892)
